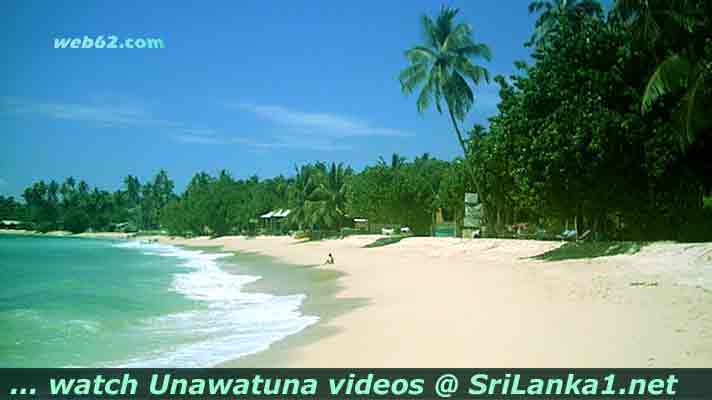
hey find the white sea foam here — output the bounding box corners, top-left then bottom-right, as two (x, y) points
(111, 240), (318, 367)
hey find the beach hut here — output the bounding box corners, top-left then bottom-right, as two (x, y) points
(260, 210), (275, 233)
(110, 221), (134, 233)
(260, 210), (275, 219)
(353, 218), (369, 232)
(272, 209), (291, 233)
(0, 220), (23, 230)
(273, 209), (291, 219)
(259, 209), (291, 234)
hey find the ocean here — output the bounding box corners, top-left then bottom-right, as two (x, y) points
(0, 235), (317, 367)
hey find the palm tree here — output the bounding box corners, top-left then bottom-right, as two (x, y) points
(611, 0), (664, 44)
(611, 0), (702, 46)
(642, 53), (711, 148)
(310, 162), (352, 229)
(123, 175), (141, 208)
(399, 6), (492, 156)
(527, 0), (603, 46)
(378, 153), (407, 170)
(629, 0), (712, 148)
(288, 163), (320, 230)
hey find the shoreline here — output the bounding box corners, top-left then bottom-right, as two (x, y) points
(152, 234), (712, 367)
(140, 241), (338, 367)
(204, 247), (365, 367)
(0, 229), (134, 240)
(2, 230), (356, 367)
(6, 231), (712, 367)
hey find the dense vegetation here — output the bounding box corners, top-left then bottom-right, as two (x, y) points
(1, 1), (710, 241)
(0, 172), (174, 233)
(464, 0), (712, 241)
(0, 157), (465, 236)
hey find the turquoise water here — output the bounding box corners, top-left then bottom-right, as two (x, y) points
(0, 235), (317, 367)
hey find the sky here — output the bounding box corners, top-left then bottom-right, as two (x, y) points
(1, 0), (544, 197)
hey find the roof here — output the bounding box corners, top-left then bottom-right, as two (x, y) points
(274, 209), (291, 218)
(261, 209), (291, 219)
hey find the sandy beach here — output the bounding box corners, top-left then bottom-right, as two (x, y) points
(146, 235), (712, 368)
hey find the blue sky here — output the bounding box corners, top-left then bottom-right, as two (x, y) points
(2, 1), (545, 197)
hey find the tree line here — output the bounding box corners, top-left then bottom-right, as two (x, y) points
(157, 156), (468, 237)
(0, 156), (466, 237)
(399, 0), (711, 241)
(0, 171), (175, 233)
(2, 0), (710, 241)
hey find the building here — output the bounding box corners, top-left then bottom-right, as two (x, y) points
(259, 209), (291, 234)
(0, 220), (25, 230)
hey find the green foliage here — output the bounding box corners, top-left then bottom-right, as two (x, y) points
(18, 173), (160, 233)
(704, 196), (712, 209)
(399, 5), (491, 157)
(161, 171), (289, 237)
(8, 0), (711, 244)
(63, 208), (91, 234)
(0, 196), (25, 220)
(527, 0), (603, 47)
(612, 0), (712, 148)
(347, 153), (456, 235)
(286, 162), (352, 232)
(465, 0), (712, 241)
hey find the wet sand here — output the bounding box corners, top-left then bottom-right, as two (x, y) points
(142, 235), (712, 367)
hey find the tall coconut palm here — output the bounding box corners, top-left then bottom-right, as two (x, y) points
(611, 0), (703, 46)
(310, 162), (352, 229)
(629, 0), (712, 148)
(288, 163), (323, 230)
(611, 0), (666, 44)
(399, 6), (492, 156)
(527, 0), (603, 46)
(378, 153), (407, 170)
(642, 52), (711, 148)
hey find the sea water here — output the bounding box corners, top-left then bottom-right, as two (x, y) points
(0, 235), (317, 367)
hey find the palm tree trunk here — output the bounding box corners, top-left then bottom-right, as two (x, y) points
(447, 106), (488, 236)
(447, 107), (482, 193)
(448, 107), (469, 154)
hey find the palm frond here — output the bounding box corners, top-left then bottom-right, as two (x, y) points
(420, 14), (440, 48)
(642, 54), (692, 112)
(528, 1), (552, 14)
(400, 4), (491, 155)
(456, 58), (491, 85)
(454, 43), (493, 61)
(435, 6), (459, 44)
(528, 0), (603, 46)
(444, 71), (474, 121)
(575, 0), (602, 16)
(665, 9), (698, 33)
(676, 71), (708, 148)
(416, 79), (433, 113)
(442, 23), (471, 51)
(404, 46), (436, 63)
(399, 63), (429, 94)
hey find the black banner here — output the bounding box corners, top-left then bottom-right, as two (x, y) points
(1, 369), (710, 399)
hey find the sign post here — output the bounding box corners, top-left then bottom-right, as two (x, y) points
(463, 192), (482, 239)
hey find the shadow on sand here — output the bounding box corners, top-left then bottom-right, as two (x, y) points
(533, 241), (648, 261)
(363, 235), (411, 248)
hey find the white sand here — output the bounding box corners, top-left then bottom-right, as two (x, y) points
(154, 235), (712, 367)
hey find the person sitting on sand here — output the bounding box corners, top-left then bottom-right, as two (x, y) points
(325, 253), (335, 265)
